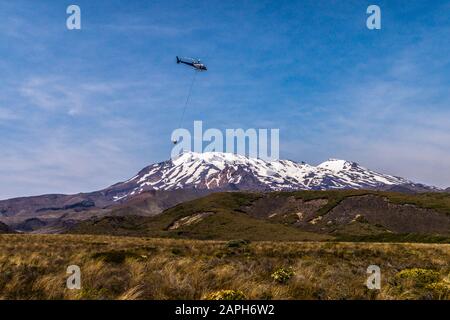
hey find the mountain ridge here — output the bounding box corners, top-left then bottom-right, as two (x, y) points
(0, 151), (441, 227)
(108, 151), (439, 201)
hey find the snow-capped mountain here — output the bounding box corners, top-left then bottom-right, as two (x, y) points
(0, 151), (440, 226)
(107, 152), (436, 201)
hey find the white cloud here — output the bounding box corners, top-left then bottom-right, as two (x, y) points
(20, 77), (84, 115)
(0, 128), (145, 199)
(0, 74), (163, 199)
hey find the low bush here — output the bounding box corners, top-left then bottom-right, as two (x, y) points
(203, 289), (246, 300)
(271, 267), (295, 284)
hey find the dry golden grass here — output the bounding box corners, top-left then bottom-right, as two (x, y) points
(0, 234), (448, 300)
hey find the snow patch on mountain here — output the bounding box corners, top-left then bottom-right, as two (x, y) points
(110, 152), (435, 201)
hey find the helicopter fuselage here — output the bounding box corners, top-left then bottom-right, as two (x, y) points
(177, 57), (207, 71)
(192, 63), (207, 71)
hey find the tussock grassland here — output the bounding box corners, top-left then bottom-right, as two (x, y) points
(0, 234), (448, 300)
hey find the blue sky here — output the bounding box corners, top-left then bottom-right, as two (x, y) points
(1, 0), (450, 199)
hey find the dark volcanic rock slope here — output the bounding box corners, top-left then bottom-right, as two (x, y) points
(297, 195), (450, 235)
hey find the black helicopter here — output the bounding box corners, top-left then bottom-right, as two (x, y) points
(172, 56), (207, 145)
(176, 56), (207, 71)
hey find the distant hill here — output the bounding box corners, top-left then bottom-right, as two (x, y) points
(67, 190), (450, 242)
(0, 221), (13, 234)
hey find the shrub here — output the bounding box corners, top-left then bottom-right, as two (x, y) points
(226, 239), (250, 248)
(203, 289), (246, 300)
(77, 287), (110, 300)
(91, 250), (142, 264)
(425, 280), (450, 299)
(171, 247), (183, 255)
(271, 267), (295, 284)
(393, 268), (447, 299)
(395, 268), (440, 288)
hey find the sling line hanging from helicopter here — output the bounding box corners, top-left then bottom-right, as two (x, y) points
(178, 70), (198, 129)
(173, 56), (207, 144)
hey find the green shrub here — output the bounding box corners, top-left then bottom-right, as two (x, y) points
(203, 289), (246, 300)
(77, 287), (110, 300)
(425, 280), (450, 299)
(395, 268), (440, 288)
(91, 250), (142, 264)
(271, 267), (295, 284)
(171, 247), (183, 255)
(226, 239), (250, 248)
(393, 268), (448, 299)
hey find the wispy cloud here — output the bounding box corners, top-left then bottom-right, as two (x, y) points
(20, 77), (83, 115)
(0, 135), (137, 199)
(281, 35), (450, 187)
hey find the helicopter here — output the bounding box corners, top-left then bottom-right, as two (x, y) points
(176, 56), (207, 71)
(172, 56), (207, 145)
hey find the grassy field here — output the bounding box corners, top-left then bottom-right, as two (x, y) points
(0, 234), (449, 300)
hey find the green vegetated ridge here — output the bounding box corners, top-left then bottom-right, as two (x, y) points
(68, 190), (450, 242)
(277, 189), (450, 216)
(70, 192), (329, 241)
